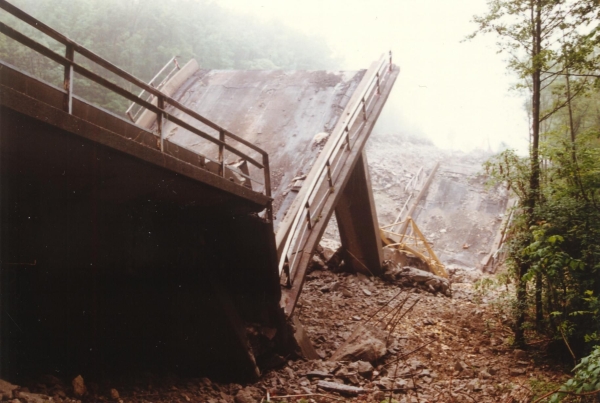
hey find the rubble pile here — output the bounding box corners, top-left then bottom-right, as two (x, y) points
(0, 135), (564, 402)
(2, 260), (567, 403)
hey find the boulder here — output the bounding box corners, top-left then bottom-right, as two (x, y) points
(234, 386), (261, 403)
(329, 325), (387, 363)
(72, 375), (86, 397)
(396, 267), (451, 296)
(356, 361), (374, 379)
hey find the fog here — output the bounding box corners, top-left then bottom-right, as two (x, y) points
(220, 0), (530, 153)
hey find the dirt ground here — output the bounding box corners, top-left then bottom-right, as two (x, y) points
(6, 265), (569, 403)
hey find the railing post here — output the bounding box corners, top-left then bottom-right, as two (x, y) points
(389, 50), (393, 72)
(218, 130), (225, 177)
(344, 126), (352, 150)
(326, 159), (334, 191)
(157, 96), (165, 151)
(262, 153), (272, 197)
(376, 72), (381, 95)
(362, 97), (367, 121)
(305, 202), (312, 230)
(63, 44), (74, 114)
(262, 152), (273, 222)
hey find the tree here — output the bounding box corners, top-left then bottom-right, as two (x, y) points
(1, 0), (341, 114)
(468, 0), (599, 346)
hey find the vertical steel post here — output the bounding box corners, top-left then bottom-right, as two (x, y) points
(262, 152), (273, 222)
(218, 130), (225, 177)
(157, 96), (165, 151)
(63, 44), (74, 114)
(262, 152), (272, 197)
(326, 159), (334, 190)
(345, 126), (352, 150)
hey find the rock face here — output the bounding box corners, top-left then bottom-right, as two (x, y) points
(329, 325), (387, 363)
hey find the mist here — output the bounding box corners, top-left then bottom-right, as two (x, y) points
(220, 0), (531, 154)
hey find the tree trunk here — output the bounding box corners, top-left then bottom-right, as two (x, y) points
(516, 0), (543, 347)
(535, 272), (543, 331)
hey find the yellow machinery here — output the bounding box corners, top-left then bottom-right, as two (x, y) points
(380, 217), (448, 278)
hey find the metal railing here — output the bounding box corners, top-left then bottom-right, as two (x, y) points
(0, 0), (272, 207)
(125, 56), (181, 122)
(277, 52), (393, 284)
(380, 218), (447, 278)
(390, 166), (426, 233)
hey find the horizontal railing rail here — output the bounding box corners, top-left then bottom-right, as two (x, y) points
(277, 52), (393, 284)
(0, 0), (272, 209)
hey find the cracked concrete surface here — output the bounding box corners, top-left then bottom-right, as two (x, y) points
(157, 69), (366, 222)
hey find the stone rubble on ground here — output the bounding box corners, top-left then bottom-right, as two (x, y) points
(2, 135), (568, 403)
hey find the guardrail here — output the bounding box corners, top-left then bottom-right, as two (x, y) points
(277, 52), (393, 284)
(125, 56), (181, 123)
(389, 166), (426, 233)
(0, 0), (272, 209)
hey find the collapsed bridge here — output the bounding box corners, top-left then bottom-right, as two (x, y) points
(0, 1), (399, 380)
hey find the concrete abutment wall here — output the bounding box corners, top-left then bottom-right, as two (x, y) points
(0, 106), (286, 381)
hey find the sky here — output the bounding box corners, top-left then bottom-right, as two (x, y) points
(218, 0), (531, 153)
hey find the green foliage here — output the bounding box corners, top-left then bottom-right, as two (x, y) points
(485, 127), (600, 351)
(0, 0), (340, 114)
(474, 0), (600, 352)
(531, 377), (564, 402)
(548, 346), (600, 402)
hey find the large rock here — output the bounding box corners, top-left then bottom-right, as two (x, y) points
(388, 266), (451, 296)
(329, 325), (387, 363)
(234, 386), (261, 403)
(72, 375), (86, 397)
(356, 361), (374, 379)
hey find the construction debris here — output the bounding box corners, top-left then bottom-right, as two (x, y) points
(381, 217), (447, 278)
(316, 380), (365, 396)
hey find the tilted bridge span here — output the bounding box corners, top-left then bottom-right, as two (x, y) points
(0, 0), (398, 380)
